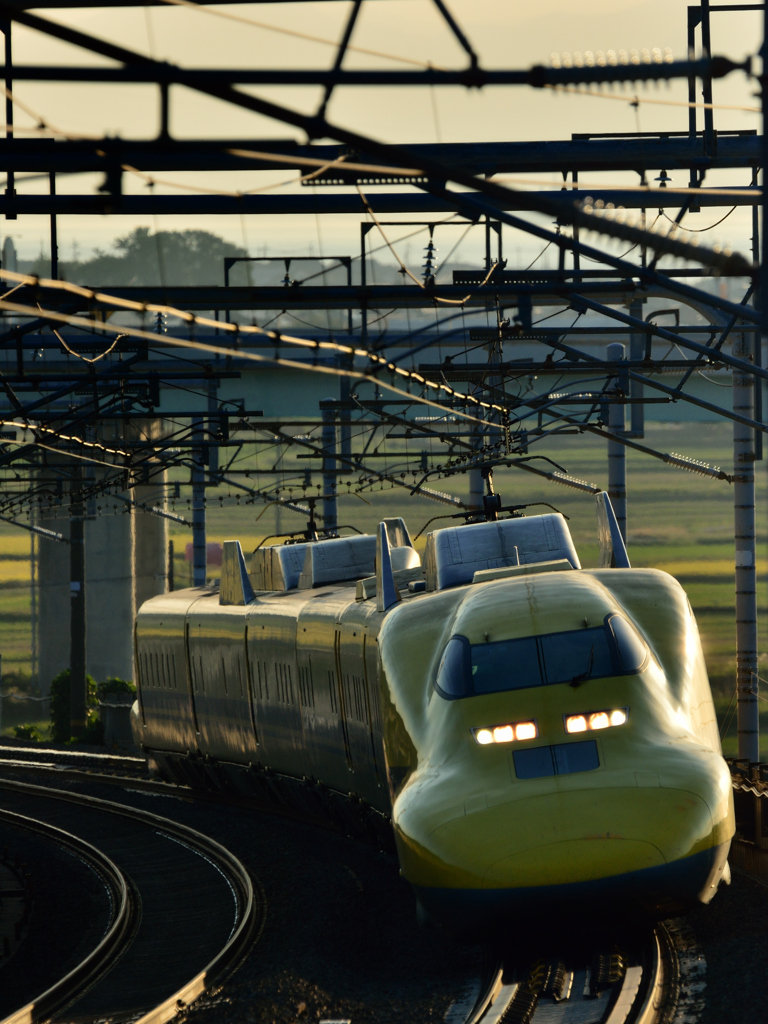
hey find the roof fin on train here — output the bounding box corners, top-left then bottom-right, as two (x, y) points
(596, 492), (631, 569)
(382, 517), (413, 549)
(220, 540), (256, 605)
(376, 522), (402, 613)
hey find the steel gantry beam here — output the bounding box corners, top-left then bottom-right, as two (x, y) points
(0, 133), (759, 175)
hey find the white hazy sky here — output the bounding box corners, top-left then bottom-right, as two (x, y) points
(3, 0), (762, 265)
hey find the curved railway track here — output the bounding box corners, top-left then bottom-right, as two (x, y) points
(0, 775), (265, 1024)
(0, 750), (694, 1024)
(462, 923), (671, 1024)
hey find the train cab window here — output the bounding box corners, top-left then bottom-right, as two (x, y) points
(540, 627), (614, 686)
(435, 636), (470, 698)
(608, 615), (649, 674)
(435, 613), (649, 700)
(471, 637), (541, 694)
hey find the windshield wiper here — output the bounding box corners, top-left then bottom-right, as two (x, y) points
(570, 642), (595, 688)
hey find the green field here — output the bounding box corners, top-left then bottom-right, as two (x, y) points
(3, 419), (768, 753)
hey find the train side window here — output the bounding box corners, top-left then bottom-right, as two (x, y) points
(472, 637), (542, 694)
(540, 627), (614, 685)
(607, 614), (649, 674)
(435, 636), (470, 699)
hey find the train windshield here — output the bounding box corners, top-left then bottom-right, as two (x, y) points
(435, 614), (648, 699)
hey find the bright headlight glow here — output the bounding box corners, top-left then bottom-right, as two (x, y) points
(473, 720), (538, 745)
(565, 707), (629, 734)
(566, 715), (588, 734)
(515, 721), (537, 741)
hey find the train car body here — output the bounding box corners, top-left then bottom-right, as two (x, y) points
(132, 501), (734, 933)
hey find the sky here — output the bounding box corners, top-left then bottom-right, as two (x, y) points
(2, 0), (762, 268)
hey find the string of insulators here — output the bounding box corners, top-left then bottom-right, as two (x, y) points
(549, 471), (602, 494)
(423, 238), (438, 286)
(551, 47), (673, 69)
(575, 199), (752, 276)
(412, 484), (465, 507)
(529, 53), (748, 88)
(666, 452), (730, 480)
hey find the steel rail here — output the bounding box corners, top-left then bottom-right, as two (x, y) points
(0, 806), (134, 1024)
(465, 923), (667, 1024)
(0, 776), (265, 1024)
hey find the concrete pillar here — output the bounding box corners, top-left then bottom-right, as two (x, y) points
(607, 342), (627, 543)
(134, 476), (169, 612)
(733, 331), (759, 762)
(37, 510), (71, 694)
(85, 504), (135, 682)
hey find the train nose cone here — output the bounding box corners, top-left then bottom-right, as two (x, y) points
(483, 836), (664, 890)
(401, 785), (724, 929)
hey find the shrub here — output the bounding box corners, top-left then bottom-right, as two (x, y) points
(49, 669), (98, 743)
(97, 677), (136, 700)
(13, 724), (41, 742)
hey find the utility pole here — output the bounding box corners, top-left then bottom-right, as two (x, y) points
(628, 300), (645, 437)
(69, 497), (86, 737)
(49, 171), (57, 278)
(2, 19), (15, 222)
(321, 400), (338, 535)
(734, 328), (759, 763)
(191, 416), (206, 587)
(607, 342), (627, 543)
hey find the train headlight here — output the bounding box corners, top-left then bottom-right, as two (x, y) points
(565, 715), (588, 734)
(472, 720), (538, 745)
(565, 708), (628, 734)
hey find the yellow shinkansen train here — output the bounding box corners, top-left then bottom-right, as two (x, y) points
(131, 493), (734, 932)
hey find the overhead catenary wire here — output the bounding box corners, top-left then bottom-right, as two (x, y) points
(156, 0), (444, 70)
(544, 82), (760, 114)
(0, 287), (510, 426)
(356, 184), (499, 305)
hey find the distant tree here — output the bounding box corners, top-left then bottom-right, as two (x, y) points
(31, 227), (250, 288)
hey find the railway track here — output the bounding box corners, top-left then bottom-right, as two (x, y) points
(0, 775), (265, 1024)
(0, 752), (700, 1024)
(464, 921), (686, 1024)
